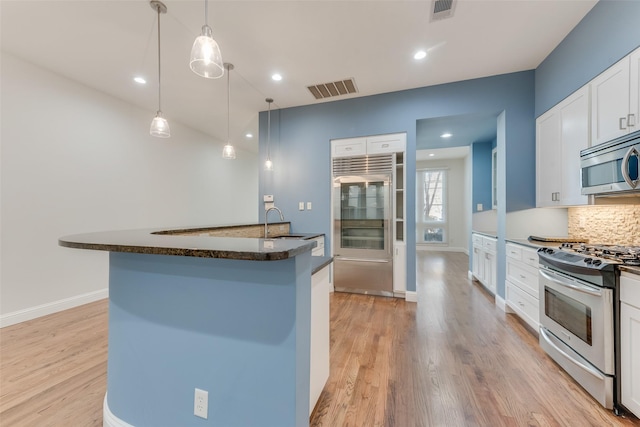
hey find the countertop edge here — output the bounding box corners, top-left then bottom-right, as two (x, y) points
(59, 225), (320, 261)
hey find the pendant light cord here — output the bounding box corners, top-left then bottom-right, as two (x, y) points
(156, 5), (162, 113)
(204, 0), (209, 27)
(227, 66), (230, 143)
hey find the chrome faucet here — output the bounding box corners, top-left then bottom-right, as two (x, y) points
(264, 206), (284, 238)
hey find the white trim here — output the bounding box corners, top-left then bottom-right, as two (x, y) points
(405, 291), (417, 302)
(104, 393), (135, 427)
(0, 289), (108, 328)
(468, 270), (474, 280)
(495, 295), (507, 312)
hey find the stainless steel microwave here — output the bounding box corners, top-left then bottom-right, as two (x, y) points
(580, 130), (640, 196)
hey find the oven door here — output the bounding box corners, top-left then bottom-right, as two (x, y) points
(538, 266), (614, 375)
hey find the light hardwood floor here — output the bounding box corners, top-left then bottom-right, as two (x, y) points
(1, 252), (638, 426)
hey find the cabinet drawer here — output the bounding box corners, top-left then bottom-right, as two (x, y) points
(366, 135), (405, 154)
(506, 243), (522, 261)
(522, 246), (540, 268)
(331, 138), (366, 157)
(483, 237), (497, 252)
(621, 273), (640, 309)
(472, 234), (483, 246)
(506, 260), (539, 298)
(506, 281), (540, 329)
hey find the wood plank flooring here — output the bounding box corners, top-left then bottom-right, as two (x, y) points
(1, 251), (638, 426)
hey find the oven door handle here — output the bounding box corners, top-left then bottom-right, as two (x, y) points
(539, 327), (606, 381)
(539, 269), (602, 297)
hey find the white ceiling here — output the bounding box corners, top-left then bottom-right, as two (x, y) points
(0, 0), (597, 154)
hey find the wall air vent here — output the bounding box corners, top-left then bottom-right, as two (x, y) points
(307, 78), (358, 100)
(431, 0), (456, 21)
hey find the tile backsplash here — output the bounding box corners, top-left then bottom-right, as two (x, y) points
(568, 205), (640, 245)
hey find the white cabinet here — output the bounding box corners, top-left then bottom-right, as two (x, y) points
(393, 242), (406, 293)
(591, 47), (640, 145)
(309, 235), (325, 257)
(471, 233), (496, 294)
(505, 242), (540, 330)
(330, 133), (406, 158)
(536, 85), (590, 207)
(367, 134), (406, 154)
(620, 272), (640, 418)
(310, 264), (331, 415)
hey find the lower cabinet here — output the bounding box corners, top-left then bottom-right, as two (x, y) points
(621, 272), (640, 418)
(505, 242), (540, 330)
(310, 264), (331, 415)
(310, 235), (325, 257)
(471, 233), (496, 294)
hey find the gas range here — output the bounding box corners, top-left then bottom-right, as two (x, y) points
(559, 243), (640, 267)
(536, 243), (628, 288)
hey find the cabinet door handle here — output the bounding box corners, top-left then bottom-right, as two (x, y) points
(620, 116), (627, 130)
(345, 146), (352, 151)
(382, 143), (389, 148)
(628, 114), (636, 127)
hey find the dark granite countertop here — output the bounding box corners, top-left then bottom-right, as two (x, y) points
(311, 256), (333, 275)
(505, 238), (566, 249)
(472, 230), (497, 239)
(59, 224), (318, 261)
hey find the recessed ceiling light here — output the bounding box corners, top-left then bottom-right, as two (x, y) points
(245, 133), (253, 138)
(414, 50), (427, 60)
(429, 153), (435, 157)
(441, 133), (452, 138)
(134, 76), (147, 84)
(272, 73), (283, 81)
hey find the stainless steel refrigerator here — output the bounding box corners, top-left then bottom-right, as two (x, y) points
(332, 155), (393, 296)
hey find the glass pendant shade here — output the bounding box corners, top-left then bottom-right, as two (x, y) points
(190, 25), (224, 79)
(222, 143), (236, 159)
(150, 112), (170, 138)
(264, 158), (274, 171)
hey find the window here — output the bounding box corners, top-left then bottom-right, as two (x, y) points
(417, 169), (447, 243)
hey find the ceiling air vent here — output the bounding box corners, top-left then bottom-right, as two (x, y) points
(431, 0), (456, 21)
(307, 78), (358, 100)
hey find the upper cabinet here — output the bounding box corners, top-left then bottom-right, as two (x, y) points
(331, 133), (406, 158)
(591, 47), (640, 145)
(536, 86), (590, 207)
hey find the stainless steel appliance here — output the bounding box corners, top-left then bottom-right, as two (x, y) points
(332, 155), (393, 296)
(581, 129), (640, 196)
(538, 244), (640, 413)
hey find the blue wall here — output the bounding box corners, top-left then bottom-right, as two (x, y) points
(472, 141), (493, 213)
(535, 0), (640, 117)
(258, 71), (535, 294)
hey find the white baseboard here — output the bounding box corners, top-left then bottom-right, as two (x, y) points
(104, 393), (135, 427)
(0, 288), (108, 328)
(405, 291), (417, 302)
(495, 295), (507, 312)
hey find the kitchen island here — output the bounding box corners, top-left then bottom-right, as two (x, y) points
(59, 224), (328, 427)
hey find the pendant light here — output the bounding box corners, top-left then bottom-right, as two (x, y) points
(149, 1), (170, 138)
(222, 63), (236, 159)
(189, 0), (224, 79)
(264, 98), (274, 171)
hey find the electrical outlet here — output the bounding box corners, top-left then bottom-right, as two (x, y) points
(299, 202), (305, 211)
(306, 202), (312, 210)
(477, 203), (483, 211)
(194, 388), (208, 419)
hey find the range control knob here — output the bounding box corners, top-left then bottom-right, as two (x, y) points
(592, 259), (602, 266)
(584, 258), (593, 264)
(545, 248), (555, 254)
